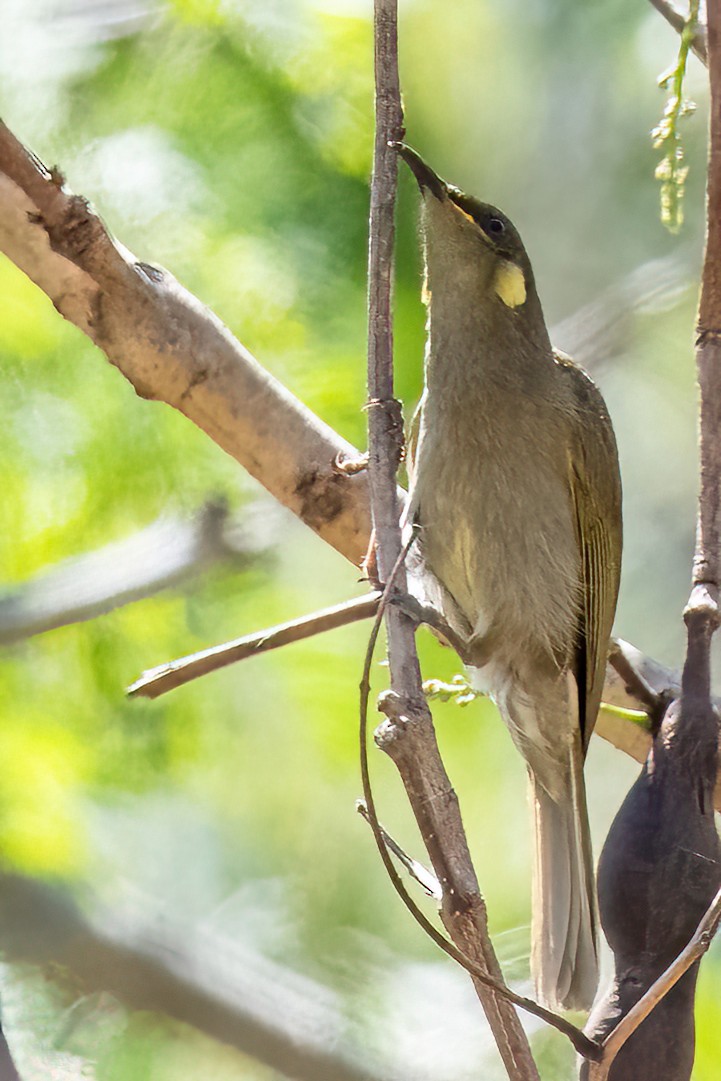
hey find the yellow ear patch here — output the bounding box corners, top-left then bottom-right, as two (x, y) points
(494, 261), (526, 308)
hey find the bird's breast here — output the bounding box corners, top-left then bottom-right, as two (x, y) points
(410, 382), (581, 667)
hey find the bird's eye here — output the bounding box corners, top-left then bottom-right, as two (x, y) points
(486, 217), (505, 235)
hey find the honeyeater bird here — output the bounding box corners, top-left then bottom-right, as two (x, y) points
(397, 144), (622, 1012)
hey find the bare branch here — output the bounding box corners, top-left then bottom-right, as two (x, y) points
(648, 0), (708, 64)
(607, 640), (664, 714)
(356, 800), (442, 899)
(0, 122), (372, 568)
(361, 6), (542, 1078)
(128, 591), (382, 698)
(552, 253), (692, 372)
(130, 608), (721, 812)
(0, 872), (401, 1081)
(0, 501), (264, 645)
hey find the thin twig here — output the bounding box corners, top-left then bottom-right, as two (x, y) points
(648, 0), (708, 64)
(586, 886), (721, 1081)
(356, 800), (442, 899)
(364, 5), (541, 1077)
(127, 592), (382, 698)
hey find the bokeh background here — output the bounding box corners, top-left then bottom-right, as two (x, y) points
(0, 0), (718, 1078)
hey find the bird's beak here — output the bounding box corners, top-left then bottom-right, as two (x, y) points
(391, 143), (447, 201)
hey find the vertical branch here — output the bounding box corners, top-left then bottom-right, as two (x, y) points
(584, 6), (721, 1079)
(694, 0), (721, 621)
(364, 4), (539, 1079)
(686, 0), (721, 714)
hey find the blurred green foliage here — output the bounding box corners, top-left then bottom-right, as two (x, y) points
(0, 0), (719, 1078)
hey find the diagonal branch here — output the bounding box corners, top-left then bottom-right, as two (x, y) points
(0, 121), (372, 568)
(0, 500), (263, 645)
(648, 0), (708, 64)
(586, 886), (721, 1081)
(128, 591), (382, 697)
(0, 872), (402, 1081)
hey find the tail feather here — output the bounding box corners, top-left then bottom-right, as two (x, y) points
(530, 762), (598, 1011)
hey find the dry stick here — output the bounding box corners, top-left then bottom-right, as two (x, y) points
(357, 545), (600, 1060)
(356, 800), (443, 899)
(606, 641), (663, 715)
(364, 5), (541, 1079)
(128, 592), (382, 698)
(648, 0), (708, 63)
(0, 501), (255, 646)
(586, 886), (721, 1081)
(130, 597), (721, 809)
(0, 872), (400, 1081)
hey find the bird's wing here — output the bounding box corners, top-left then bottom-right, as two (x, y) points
(554, 351), (623, 753)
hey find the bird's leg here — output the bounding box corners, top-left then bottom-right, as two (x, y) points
(387, 589), (477, 665)
(332, 449), (369, 476)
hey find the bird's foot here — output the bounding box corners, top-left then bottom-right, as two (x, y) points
(333, 450), (369, 476)
(387, 590), (475, 663)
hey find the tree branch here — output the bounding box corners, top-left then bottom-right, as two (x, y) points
(648, 0), (708, 64)
(0, 872), (402, 1081)
(0, 122), (372, 568)
(0, 500), (264, 645)
(128, 591), (382, 698)
(361, 6), (541, 1079)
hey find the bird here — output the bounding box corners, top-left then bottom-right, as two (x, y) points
(396, 143), (623, 1011)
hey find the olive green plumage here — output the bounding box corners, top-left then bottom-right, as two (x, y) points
(398, 144), (622, 1011)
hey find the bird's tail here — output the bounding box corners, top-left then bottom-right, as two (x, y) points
(529, 759), (598, 1012)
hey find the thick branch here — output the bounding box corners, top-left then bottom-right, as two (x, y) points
(0, 501), (263, 645)
(0, 123), (371, 568)
(586, 886), (721, 1081)
(0, 872), (399, 1081)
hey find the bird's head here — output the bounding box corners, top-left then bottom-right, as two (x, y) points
(394, 142), (534, 314)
